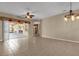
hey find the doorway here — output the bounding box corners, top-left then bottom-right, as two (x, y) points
(33, 24), (39, 36)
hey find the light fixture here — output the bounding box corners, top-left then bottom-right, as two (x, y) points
(25, 12), (34, 19)
(64, 16), (68, 21)
(27, 15), (30, 19)
(64, 2), (79, 21)
(76, 15), (79, 19)
(71, 14), (75, 21)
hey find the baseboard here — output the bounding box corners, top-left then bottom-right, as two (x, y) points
(42, 36), (79, 44)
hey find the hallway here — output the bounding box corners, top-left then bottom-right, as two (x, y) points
(0, 37), (79, 56)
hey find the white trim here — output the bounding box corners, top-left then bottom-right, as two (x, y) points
(42, 36), (79, 44)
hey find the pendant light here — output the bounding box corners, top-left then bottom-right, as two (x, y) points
(64, 2), (75, 21)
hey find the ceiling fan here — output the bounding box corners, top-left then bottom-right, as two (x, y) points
(25, 12), (35, 19)
(24, 8), (36, 19)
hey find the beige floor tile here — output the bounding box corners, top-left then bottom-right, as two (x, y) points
(0, 36), (79, 56)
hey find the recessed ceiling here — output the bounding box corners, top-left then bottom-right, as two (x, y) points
(0, 2), (79, 19)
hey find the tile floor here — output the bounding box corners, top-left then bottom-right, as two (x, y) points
(0, 36), (79, 56)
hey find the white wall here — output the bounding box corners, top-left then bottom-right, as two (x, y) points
(3, 20), (9, 41)
(0, 20), (3, 41)
(41, 14), (79, 42)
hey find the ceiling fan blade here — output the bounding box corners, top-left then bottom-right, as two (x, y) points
(27, 12), (30, 15)
(31, 15), (35, 17)
(30, 15), (35, 18)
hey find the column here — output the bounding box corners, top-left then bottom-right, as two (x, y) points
(28, 20), (33, 39)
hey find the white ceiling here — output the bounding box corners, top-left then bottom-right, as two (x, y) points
(0, 2), (79, 19)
